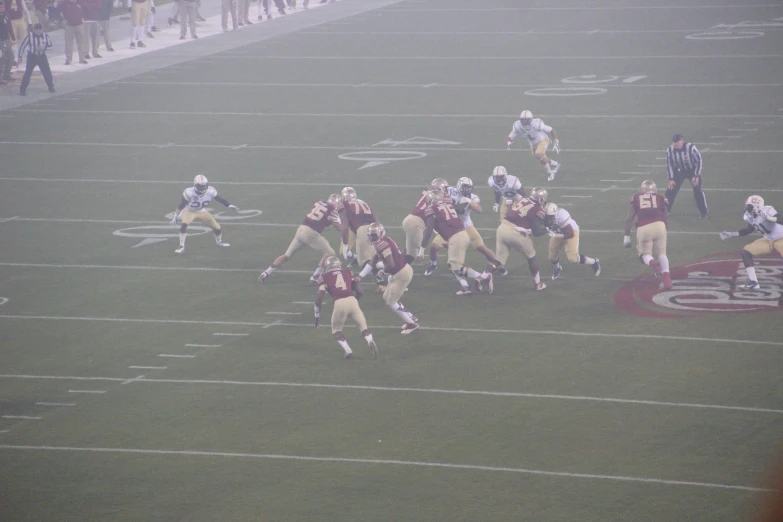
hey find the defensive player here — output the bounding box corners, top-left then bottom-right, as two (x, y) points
(340, 186), (376, 269)
(506, 110), (561, 181)
(495, 195), (548, 291)
(720, 195), (783, 290)
(544, 202), (601, 279)
(420, 191), (494, 295)
(426, 177), (506, 276)
(401, 179), (446, 263)
(315, 256), (378, 359)
(258, 194), (348, 282)
(488, 166), (526, 222)
(170, 174), (239, 254)
(356, 222), (419, 334)
(624, 180), (672, 290)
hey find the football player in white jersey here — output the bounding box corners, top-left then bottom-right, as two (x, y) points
(506, 110), (561, 181)
(720, 195), (783, 290)
(543, 202), (601, 280)
(170, 174), (239, 254)
(488, 166), (526, 223)
(425, 177), (507, 277)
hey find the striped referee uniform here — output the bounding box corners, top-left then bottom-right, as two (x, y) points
(664, 133), (708, 218)
(18, 25), (55, 95)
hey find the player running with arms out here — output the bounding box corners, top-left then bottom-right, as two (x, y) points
(420, 190), (494, 295)
(506, 110), (561, 181)
(624, 180), (672, 290)
(720, 195), (783, 290)
(171, 174), (239, 254)
(488, 166), (526, 223)
(542, 199), (601, 280)
(315, 256), (378, 359)
(425, 177), (506, 277)
(340, 186), (376, 270)
(258, 194), (349, 283)
(496, 193), (548, 291)
(356, 222), (420, 335)
(401, 178), (445, 264)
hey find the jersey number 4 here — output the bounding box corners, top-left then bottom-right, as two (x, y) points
(334, 272), (348, 290)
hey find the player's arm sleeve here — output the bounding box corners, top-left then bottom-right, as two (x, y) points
(540, 122), (553, 134)
(177, 197), (188, 211)
(765, 207), (778, 222)
(624, 202), (637, 234)
(507, 123), (519, 143)
(214, 195), (231, 207)
(738, 225), (755, 236)
(690, 145), (703, 176)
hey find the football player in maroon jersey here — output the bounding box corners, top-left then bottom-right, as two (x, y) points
(259, 194), (349, 283)
(624, 180), (672, 290)
(340, 186), (377, 269)
(496, 195), (548, 291)
(401, 179), (447, 264)
(315, 256), (378, 359)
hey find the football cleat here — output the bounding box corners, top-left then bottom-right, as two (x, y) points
(552, 263), (562, 280)
(492, 166), (508, 187)
(375, 270), (387, 284)
(640, 180), (657, 194)
(473, 278), (483, 293)
(742, 280), (760, 290)
(367, 340), (379, 358)
(745, 195), (764, 216)
(258, 272), (268, 282)
(175, 246), (185, 254)
(485, 272), (494, 294)
(309, 275), (319, 284)
(497, 266), (508, 276)
(346, 257), (358, 268)
(401, 323), (420, 335)
(548, 163), (560, 181)
(194, 174), (208, 195)
(424, 263), (437, 276)
(216, 241), (230, 247)
(593, 259), (601, 276)
(661, 272), (673, 290)
(344, 350), (353, 359)
(535, 282), (547, 291)
(456, 286), (472, 296)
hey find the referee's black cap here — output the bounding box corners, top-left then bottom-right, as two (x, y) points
(672, 133), (684, 143)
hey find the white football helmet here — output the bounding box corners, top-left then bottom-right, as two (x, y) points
(640, 180), (657, 194)
(745, 195), (764, 216)
(519, 110), (533, 130)
(367, 222), (386, 244)
(430, 178), (449, 193)
(193, 174), (208, 195)
(324, 256), (342, 272)
(530, 187), (548, 206)
(492, 166), (508, 187)
(341, 186), (357, 202)
(456, 177), (473, 197)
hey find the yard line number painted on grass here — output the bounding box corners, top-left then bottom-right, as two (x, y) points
(340, 137), (461, 170)
(686, 17), (783, 40)
(0, 298), (7, 306)
(113, 209), (263, 248)
(525, 75), (647, 97)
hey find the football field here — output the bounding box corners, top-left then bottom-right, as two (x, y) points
(2, 0), (783, 520)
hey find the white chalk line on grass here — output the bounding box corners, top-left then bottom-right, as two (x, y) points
(385, 4), (780, 10)
(211, 54), (783, 60)
(0, 373), (780, 414)
(2, 415), (41, 420)
(0, 444), (769, 492)
(183, 344), (223, 348)
(114, 80), (783, 88)
(68, 390), (106, 394)
(0, 316), (780, 346)
(36, 402), (76, 407)
(213, 333), (249, 337)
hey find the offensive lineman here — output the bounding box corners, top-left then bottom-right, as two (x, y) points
(506, 110), (561, 181)
(258, 195), (348, 283)
(401, 179), (445, 263)
(340, 186), (376, 269)
(720, 195), (783, 290)
(315, 256), (379, 359)
(488, 166), (526, 223)
(624, 180), (672, 290)
(496, 194), (548, 291)
(171, 174), (239, 254)
(543, 202), (601, 279)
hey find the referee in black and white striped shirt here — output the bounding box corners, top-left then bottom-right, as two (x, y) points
(665, 133), (708, 219)
(18, 23), (55, 96)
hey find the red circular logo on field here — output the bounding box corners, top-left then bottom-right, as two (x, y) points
(615, 253), (783, 318)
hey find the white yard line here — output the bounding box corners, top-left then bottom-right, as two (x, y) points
(0, 444), (769, 492)
(68, 390), (107, 394)
(262, 320), (283, 329)
(2, 415), (41, 420)
(211, 54), (783, 60)
(265, 312), (302, 315)
(291, 301), (314, 305)
(301, 29), (783, 35)
(386, 4), (779, 10)
(183, 344), (223, 348)
(158, 354), (196, 358)
(561, 195), (593, 198)
(36, 402), (76, 407)
(120, 375), (146, 385)
(114, 80), (783, 88)
(213, 333), (249, 337)
(128, 366), (168, 370)
(600, 179), (633, 182)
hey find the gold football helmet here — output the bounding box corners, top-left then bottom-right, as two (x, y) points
(640, 180), (657, 194)
(341, 186), (357, 202)
(367, 222), (386, 244)
(324, 256), (342, 272)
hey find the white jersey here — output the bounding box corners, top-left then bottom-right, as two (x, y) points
(487, 175), (523, 204)
(183, 186), (218, 212)
(447, 187), (480, 228)
(549, 208), (579, 233)
(508, 118), (552, 146)
(744, 206), (783, 241)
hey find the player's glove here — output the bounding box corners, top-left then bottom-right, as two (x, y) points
(623, 235), (632, 248)
(719, 231), (739, 241)
(514, 226), (532, 236)
(552, 139), (561, 154)
(228, 204), (239, 211)
(415, 247), (425, 262)
(506, 140), (512, 150)
(492, 203), (499, 212)
(314, 305), (320, 328)
(340, 243), (352, 259)
(548, 230), (564, 239)
(170, 212), (180, 225)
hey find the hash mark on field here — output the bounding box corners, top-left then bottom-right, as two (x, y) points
(601, 185), (618, 192)
(2, 415), (41, 420)
(727, 128), (758, 132)
(121, 375), (146, 385)
(0, 444), (769, 492)
(128, 366), (167, 369)
(0, 430), (8, 433)
(184, 344), (223, 348)
(266, 312), (302, 315)
(710, 136), (740, 139)
(231, 144), (247, 150)
(68, 390), (106, 394)
(36, 402), (76, 407)
(353, 83), (368, 88)
(263, 320), (283, 329)
(743, 122), (775, 125)
(213, 333), (249, 337)
(158, 354), (195, 358)
(422, 83), (437, 88)
(619, 172), (648, 175)
(562, 195), (593, 198)
(637, 164), (663, 168)
(0, 216), (19, 222)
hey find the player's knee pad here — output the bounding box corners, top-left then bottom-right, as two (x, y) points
(741, 248), (754, 260)
(179, 224), (188, 233)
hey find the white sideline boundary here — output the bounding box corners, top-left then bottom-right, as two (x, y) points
(0, 315), (780, 346)
(0, 444), (768, 492)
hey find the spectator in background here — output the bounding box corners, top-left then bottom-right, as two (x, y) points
(33, 0), (48, 29)
(221, 0), (237, 32)
(144, 0), (158, 38)
(97, 0), (113, 51)
(177, 0), (196, 39)
(0, 1), (15, 85)
(81, 0), (100, 58)
(237, 0), (251, 26)
(58, 0), (86, 63)
(18, 23), (54, 95)
(128, 0), (149, 48)
(259, 0), (285, 21)
(6, 0), (31, 67)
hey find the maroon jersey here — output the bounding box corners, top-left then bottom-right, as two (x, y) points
(432, 201), (465, 240)
(344, 199), (377, 233)
(505, 197), (545, 229)
(317, 269), (355, 301)
(374, 237), (407, 275)
(631, 193), (668, 227)
(410, 190), (434, 219)
(302, 200), (342, 234)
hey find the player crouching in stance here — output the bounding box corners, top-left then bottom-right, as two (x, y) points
(340, 186), (376, 270)
(506, 110), (561, 181)
(425, 177), (506, 278)
(495, 192), (548, 291)
(543, 202), (601, 279)
(488, 166), (525, 224)
(356, 223), (420, 335)
(624, 180), (672, 290)
(720, 195), (783, 290)
(171, 174), (239, 254)
(259, 194), (349, 283)
(314, 256), (379, 359)
(420, 190), (494, 295)
(402, 178), (446, 264)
